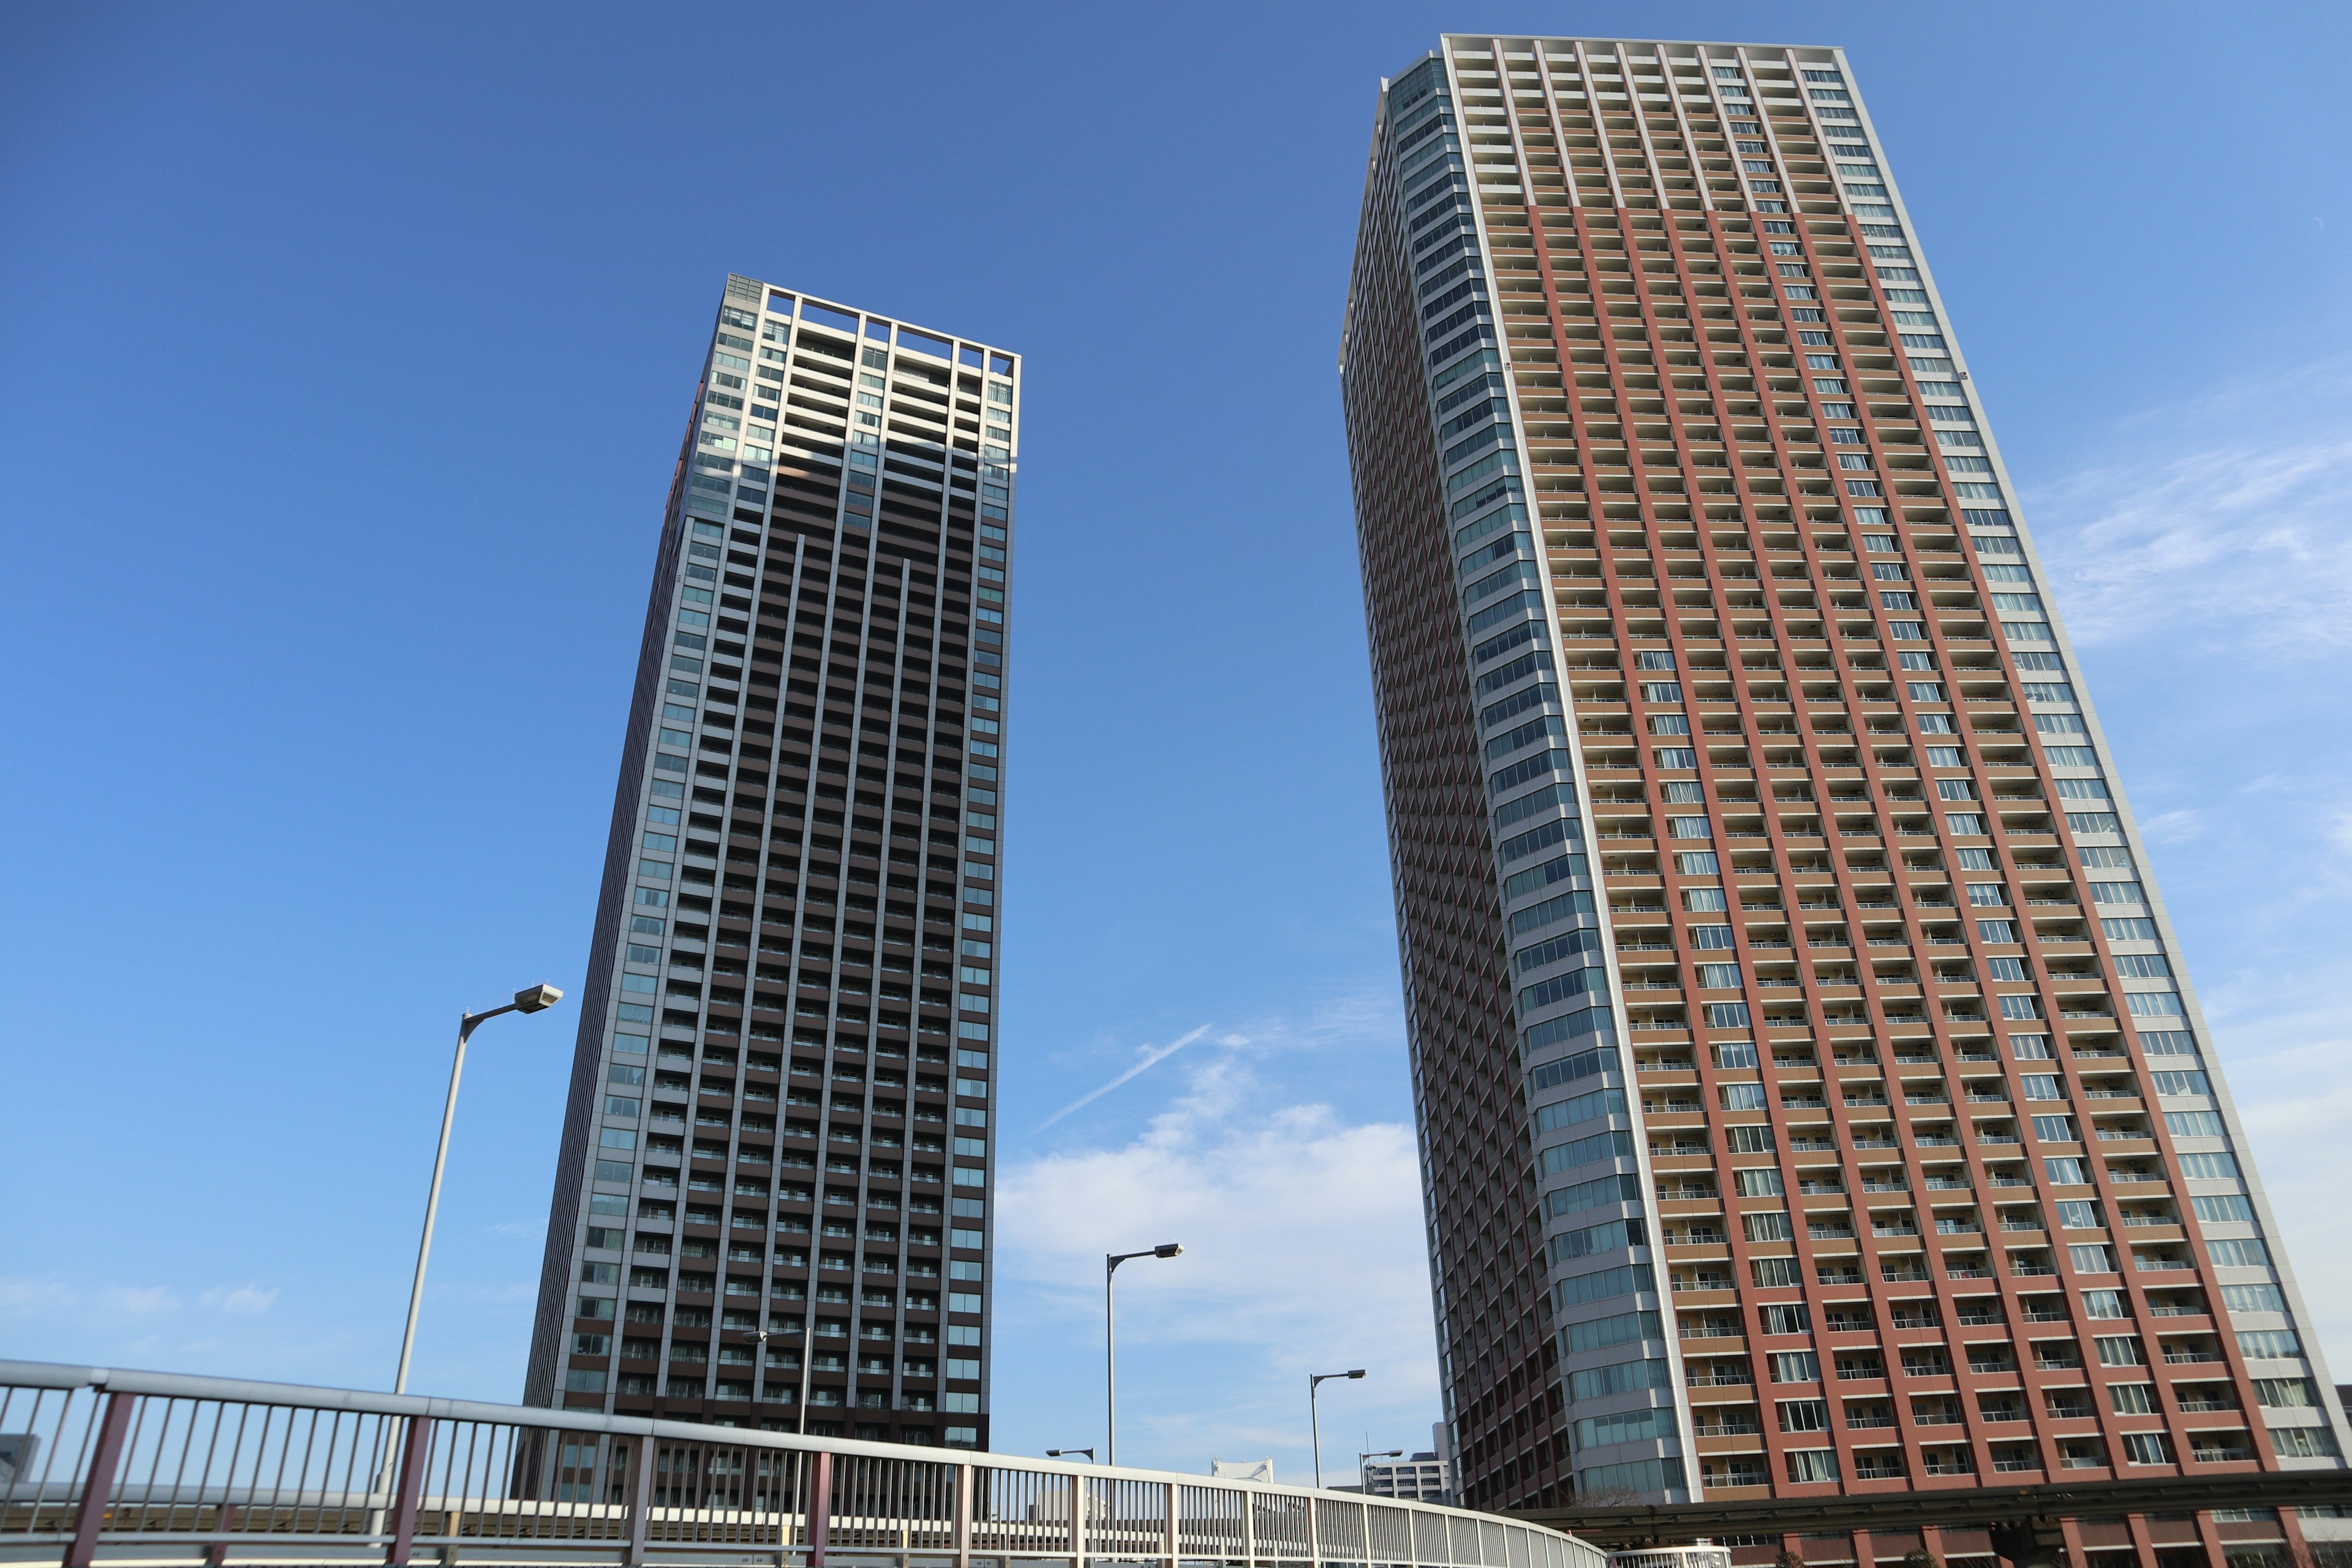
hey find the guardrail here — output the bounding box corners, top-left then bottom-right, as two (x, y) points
(0, 1361), (1606, 1568)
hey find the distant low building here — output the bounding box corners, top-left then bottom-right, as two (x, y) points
(1362, 1453), (1449, 1504)
(1363, 1428), (1453, 1505)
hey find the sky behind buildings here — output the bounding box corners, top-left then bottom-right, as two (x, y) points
(6, 0), (2352, 1484)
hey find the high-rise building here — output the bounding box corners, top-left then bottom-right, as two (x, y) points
(524, 274), (1017, 1450)
(1341, 34), (2348, 1525)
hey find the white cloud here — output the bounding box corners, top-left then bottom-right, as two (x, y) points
(1020, 987), (1404, 1143)
(202, 1285), (279, 1315)
(100, 1286), (181, 1315)
(3, 1280), (287, 1321)
(987, 985), (1431, 1474)
(1033, 1023), (1213, 1134)
(2203, 1033), (2352, 1382)
(2136, 809), (2201, 844)
(1214, 987), (1404, 1059)
(997, 1053), (1430, 1382)
(2025, 360), (2352, 655)
(0, 1278), (79, 1314)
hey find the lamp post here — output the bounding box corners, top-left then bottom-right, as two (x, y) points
(1358, 1449), (1403, 1495)
(393, 983), (564, 1394)
(1047, 1448), (1097, 1463)
(734, 1325), (795, 1426)
(1104, 1242), (1182, 1467)
(1307, 1370), (1365, 1490)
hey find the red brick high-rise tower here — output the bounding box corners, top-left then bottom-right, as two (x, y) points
(1341, 36), (2348, 1550)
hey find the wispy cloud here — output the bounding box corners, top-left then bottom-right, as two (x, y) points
(1032, 1024), (1212, 1134)
(1212, 987), (1402, 1057)
(0, 1280), (292, 1319)
(995, 1050), (1436, 1474)
(2137, 809), (2201, 844)
(2026, 358), (2352, 655)
(201, 1285), (279, 1315)
(2016, 354), (2352, 1394)
(101, 1286), (181, 1315)
(1003, 1055), (1434, 1363)
(0, 1279), (80, 1314)
(2193, 1028), (2352, 1380)
(1026, 985), (1406, 1140)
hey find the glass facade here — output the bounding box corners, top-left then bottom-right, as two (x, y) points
(526, 274), (1016, 1450)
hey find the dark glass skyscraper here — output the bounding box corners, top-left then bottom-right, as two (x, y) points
(1343, 32), (2348, 1542)
(525, 274), (1017, 1450)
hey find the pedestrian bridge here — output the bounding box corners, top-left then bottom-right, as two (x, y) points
(0, 1360), (1614, 1568)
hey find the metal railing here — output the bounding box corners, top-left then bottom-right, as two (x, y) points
(0, 1361), (1605, 1568)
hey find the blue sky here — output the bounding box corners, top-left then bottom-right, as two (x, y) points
(6, 0), (2352, 1485)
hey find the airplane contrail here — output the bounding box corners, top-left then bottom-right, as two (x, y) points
(1031, 1023), (1213, 1134)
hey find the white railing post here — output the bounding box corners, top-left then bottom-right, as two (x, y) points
(956, 1462), (973, 1568)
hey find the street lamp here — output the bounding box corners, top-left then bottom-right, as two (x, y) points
(1307, 1369), (1365, 1490)
(392, 982), (564, 1394)
(1358, 1449), (1404, 1495)
(730, 1324), (802, 1427)
(1047, 1448), (1097, 1463)
(1104, 1242), (1182, 1466)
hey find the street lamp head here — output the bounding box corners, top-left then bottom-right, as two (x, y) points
(1110, 1242), (1185, 1271)
(513, 982), (564, 1014)
(1346, 1368), (1366, 1379)
(399, 976), (575, 1393)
